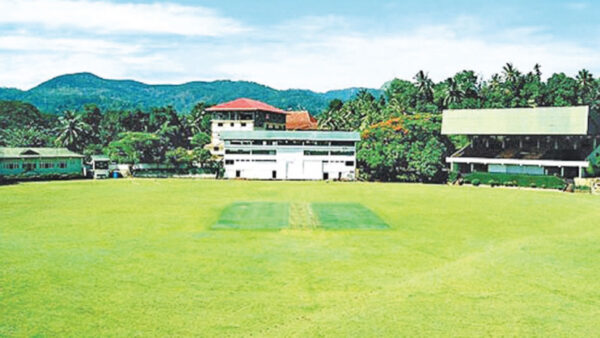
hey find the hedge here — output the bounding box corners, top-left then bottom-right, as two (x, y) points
(463, 172), (566, 190)
(132, 168), (218, 178)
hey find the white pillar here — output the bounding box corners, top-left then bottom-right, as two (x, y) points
(579, 166), (583, 178)
(561, 167), (565, 177)
(470, 163), (474, 172)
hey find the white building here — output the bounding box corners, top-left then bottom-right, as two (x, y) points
(206, 98), (287, 155)
(220, 130), (360, 180)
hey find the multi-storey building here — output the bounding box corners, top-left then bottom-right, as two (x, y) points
(220, 130), (360, 180)
(206, 98), (287, 155)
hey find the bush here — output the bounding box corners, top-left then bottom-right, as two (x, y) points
(530, 183), (537, 188)
(575, 185), (591, 193)
(471, 179), (480, 186)
(463, 172), (566, 190)
(448, 171), (459, 184)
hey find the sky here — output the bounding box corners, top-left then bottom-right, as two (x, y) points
(0, 0), (599, 92)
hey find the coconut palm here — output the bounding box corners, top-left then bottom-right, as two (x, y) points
(414, 70), (434, 102)
(55, 110), (91, 151)
(443, 78), (465, 107)
(533, 63), (542, 78)
(576, 69), (595, 105)
(502, 62), (521, 83)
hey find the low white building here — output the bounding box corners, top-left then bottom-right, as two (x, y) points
(220, 130), (360, 180)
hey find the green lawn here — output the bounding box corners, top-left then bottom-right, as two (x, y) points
(1, 179), (599, 336)
(312, 202), (389, 229)
(213, 202), (289, 230)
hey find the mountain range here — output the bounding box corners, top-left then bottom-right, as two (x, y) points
(0, 73), (382, 115)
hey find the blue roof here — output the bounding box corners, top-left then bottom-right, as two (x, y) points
(220, 130), (360, 141)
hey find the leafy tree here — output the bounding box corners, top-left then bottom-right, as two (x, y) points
(105, 132), (163, 164)
(545, 73), (578, 106)
(166, 147), (196, 168)
(358, 114), (451, 182)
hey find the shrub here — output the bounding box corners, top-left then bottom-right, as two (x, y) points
(488, 179), (498, 187)
(530, 183), (537, 188)
(448, 171), (459, 184)
(471, 179), (480, 186)
(463, 172), (566, 190)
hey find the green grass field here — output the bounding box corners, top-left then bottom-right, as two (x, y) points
(1, 179), (599, 336)
(213, 202), (290, 230)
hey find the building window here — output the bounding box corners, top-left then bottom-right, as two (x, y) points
(225, 149), (251, 155)
(217, 123), (223, 127)
(345, 161), (355, 167)
(252, 150), (276, 155)
(304, 150), (328, 156)
(241, 123), (247, 127)
(331, 151), (354, 156)
(331, 141), (355, 147)
(58, 162), (67, 169)
(230, 123), (235, 127)
(225, 160), (234, 165)
(23, 163), (36, 171)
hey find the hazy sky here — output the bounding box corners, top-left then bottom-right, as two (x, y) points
(0, 0), (599, 91)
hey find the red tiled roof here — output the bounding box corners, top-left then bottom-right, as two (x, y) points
(206, 98), (286, 114)
(286, 111), (318, 130)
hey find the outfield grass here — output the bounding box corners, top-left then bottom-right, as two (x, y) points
(1, 179), (600, 336)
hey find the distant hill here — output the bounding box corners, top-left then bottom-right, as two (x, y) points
(0, 73), (382, 115)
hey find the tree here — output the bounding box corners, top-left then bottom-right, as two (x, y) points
(187, 102), (212, 134)
(443, 78), (465, 108)
(414, 70), (434, 102)
(166, 147), (196, 169)
(358, 114), (451, 182)
(545, 73), (578, 106)
(105, 132), (163, 164)
(576, 69), (595, 105)
(54, 110), (91, 152)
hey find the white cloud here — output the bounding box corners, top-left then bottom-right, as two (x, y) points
(0, 0), (246, 36)
(210, 23), (600, 91)
(0, 35), (139, 53)
(1, 13), (599, 91)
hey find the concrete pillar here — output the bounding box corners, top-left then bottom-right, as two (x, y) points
(470, 163), (474, 173)
(579, 166), (583, 178)
(561, 167), (565, 177)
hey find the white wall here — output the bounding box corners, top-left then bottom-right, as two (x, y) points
(224, 146), (356, 180)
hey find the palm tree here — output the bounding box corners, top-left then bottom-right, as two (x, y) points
(533, 63), (542, 78)
(502, 62), (521, 83)
(414, 70), (434, 101)
(576, 69), (595, 105)
(489, 74), (502, 89)
(55, 110), (91, 151)
(443, 78), (465, 107)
